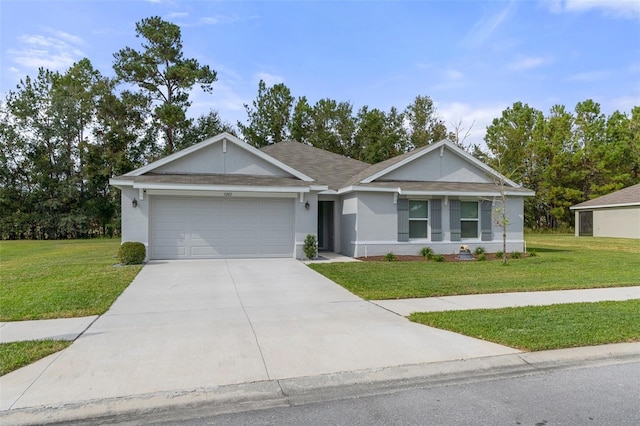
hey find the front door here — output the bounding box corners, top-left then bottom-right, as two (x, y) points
(318, 201), (334, 251)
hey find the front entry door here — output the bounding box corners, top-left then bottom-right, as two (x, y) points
(318, 201), (334, 251)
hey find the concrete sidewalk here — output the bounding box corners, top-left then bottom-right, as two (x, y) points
(0, 316), (98, 344)
(374, 286), (640, 316)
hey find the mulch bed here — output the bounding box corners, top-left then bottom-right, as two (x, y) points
(357, 253), (519, 262)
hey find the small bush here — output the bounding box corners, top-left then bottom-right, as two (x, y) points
(528, 250), (538, 257)
(511, 251), (522, 259)
(495, 250), (504, 259)
(433, 254), (445, 262)
(477, 253), (487, 261)
(474, 246), (486, 255)
(419, 247), (434, 260)
(384, 252), (397, 262)
(118, 242), (146, 265)
(303, 234), (318, 260)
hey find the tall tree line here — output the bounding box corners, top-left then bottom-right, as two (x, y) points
(0, 17), (233, 239)
(1, 17), (637, 239)
(480, 101), (640, 229)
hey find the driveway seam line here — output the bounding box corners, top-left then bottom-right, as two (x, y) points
(226, 261), (272, 381)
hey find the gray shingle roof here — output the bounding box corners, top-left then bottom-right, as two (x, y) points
(260, 141), (371, 190)
(132, 173), (312, 187)
(571, 183), (640, 209)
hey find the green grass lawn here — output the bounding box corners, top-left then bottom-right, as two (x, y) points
(0, 340), (72, 376)
(0, 239), (142, 321)
(309, 235), (640, 300)
(409, 299), (640, 351)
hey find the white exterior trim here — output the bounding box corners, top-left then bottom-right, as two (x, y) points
(145, 189), (299, 198)
(570, 202), (640, 210)
(336, 185), (534, 197)
(134, 182), (311, 193)
(359, 139), (520, 188)
(122, 133), (315, 182)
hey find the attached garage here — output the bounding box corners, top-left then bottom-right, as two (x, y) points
(150, 196), (295, 259)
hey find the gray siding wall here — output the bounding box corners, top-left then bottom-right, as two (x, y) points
(382, 148), (492, 183)
(120, 187), (150, 258)
(345, 193), (527, 257)
(155, 141), (291, 177)
(592, 206), (640, 239)
(340, 193), (358, 257)
(294, 192), (319, 259)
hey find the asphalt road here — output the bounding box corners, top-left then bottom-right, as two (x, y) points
(145, 361), (640, 426)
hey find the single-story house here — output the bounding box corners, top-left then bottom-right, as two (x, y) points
(110, 133), (534, 260)
(570, 183), (640, 239)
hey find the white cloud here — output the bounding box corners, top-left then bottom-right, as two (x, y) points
(438, 102), (508, 149)
(463, 1), (516, 47)
(566, 69), (610, 82)
(8, 30), (85, 72)
(508, 55), (552, 71)
(446, 70), (464, 81)
(254, 72), (284, 87)
(166, 12), (189, 19)
(548, 0), (640, 19)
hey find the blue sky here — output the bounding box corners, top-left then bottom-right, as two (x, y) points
(1, 0), (639, 147)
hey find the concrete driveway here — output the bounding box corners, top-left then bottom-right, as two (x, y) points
(2, 259), (519, 410)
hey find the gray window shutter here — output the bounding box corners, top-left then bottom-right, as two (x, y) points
(397, 198), (409, 242)
(450, 199), (461, 241)
(431, 199), (442, 241)
(481, 200), (493, 241)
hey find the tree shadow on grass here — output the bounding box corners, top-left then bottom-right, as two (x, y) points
(528, 247), (571, 253)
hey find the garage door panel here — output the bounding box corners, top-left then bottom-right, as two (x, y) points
(150, 197), (293, 259)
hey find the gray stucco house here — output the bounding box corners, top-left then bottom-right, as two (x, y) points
(110, 133), (534, 260)
(570, 183), (640, 239)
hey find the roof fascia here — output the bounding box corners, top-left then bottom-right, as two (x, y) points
(570, 202), (640, 210)
(338, 185), (534, 197)
(109, 178), (134, 188)
(123, 132), (314, 182)
(132, 181), (311, 193)
(360, 140), (520, 188)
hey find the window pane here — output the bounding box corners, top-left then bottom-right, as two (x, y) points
(461, 201), (478, 219)
(409, 221), (428, 238)
(461, 220), (478, 238)
(409, 200), (428, 218)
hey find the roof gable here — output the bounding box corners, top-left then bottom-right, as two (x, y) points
(353, 140), (519, 187)
(124, 133), (313, 182)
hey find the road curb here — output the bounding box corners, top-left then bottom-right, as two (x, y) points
(2, 342), (639, 425)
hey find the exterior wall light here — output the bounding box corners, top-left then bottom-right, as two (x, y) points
(132, 198), (138, 208)
(305, 201), (310, 210)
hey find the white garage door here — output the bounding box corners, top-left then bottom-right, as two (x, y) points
(150, 196), (294, 259)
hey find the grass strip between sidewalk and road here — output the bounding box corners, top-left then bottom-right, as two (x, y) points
(309, 235), (640, 300)
(0, 239), (142, 321)
(0, 340), (72, 376)
(409, 299), (640, 351)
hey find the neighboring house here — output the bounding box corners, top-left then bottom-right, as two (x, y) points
(110, 133), (534, 260)
(570, 183), (640, 239)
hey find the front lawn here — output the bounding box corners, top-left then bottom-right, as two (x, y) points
(0, 239), (142, 321)
(309, 235), (640, 300)
(409, 299), (640, 351)
(0, 340), (72, 376)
